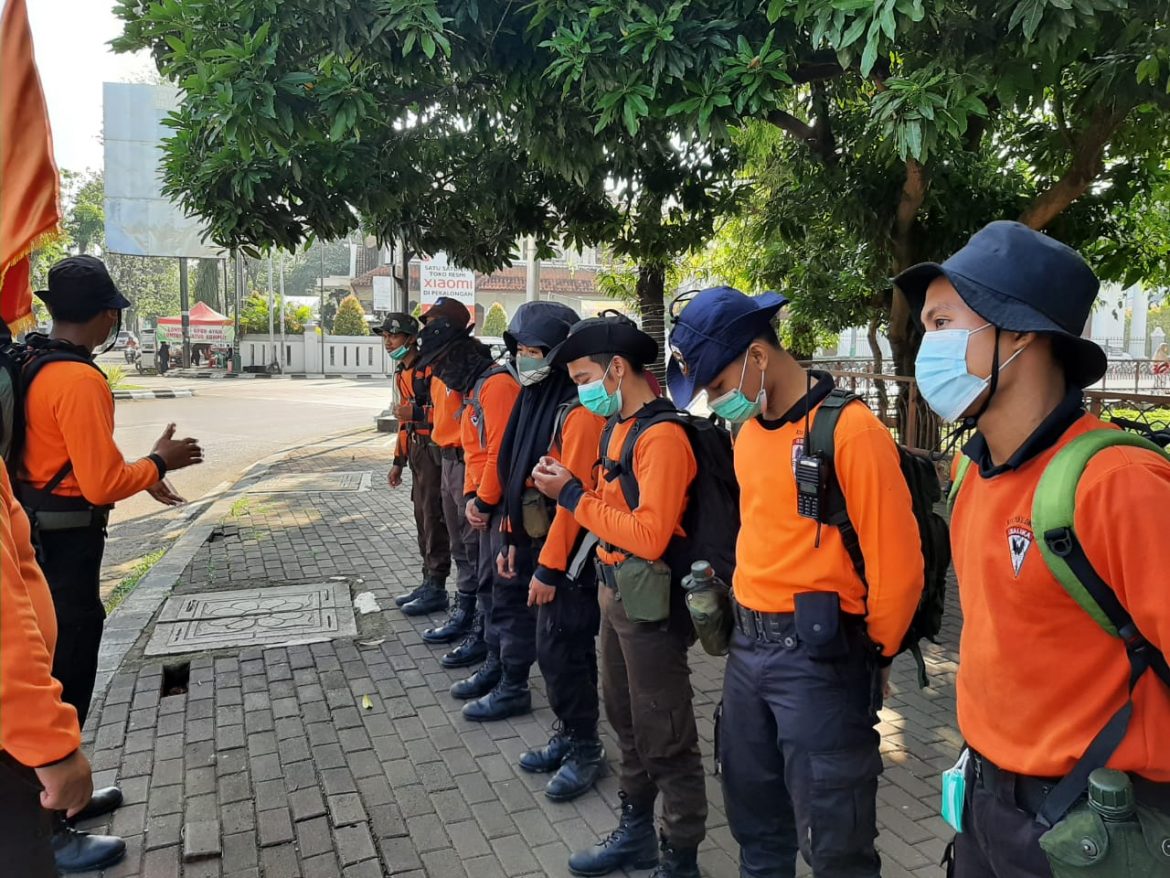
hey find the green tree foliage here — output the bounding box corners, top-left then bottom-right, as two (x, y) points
(332, 294), (370, 336)
(112, 1), (738, 380)
(62, 170), (105, 256)
(106, 254), (180, 323)
(193, 258), (222, 310)
(482, 302), (508, 337)
(239, 293), (310, 335)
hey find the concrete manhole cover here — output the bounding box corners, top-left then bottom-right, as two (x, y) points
(247, 472), (372, 494)
(144, 583), (358, 656)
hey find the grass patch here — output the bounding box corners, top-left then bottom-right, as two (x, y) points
(229, 497), (252, 518)
(104, 549), (166, 614)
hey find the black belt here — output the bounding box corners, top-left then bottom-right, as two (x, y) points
(595, 560), (618, 591)
(732, 600), (798, 644)
(440, 446), (464, 462)
(28, 507), (110, 532)
(973, 753), (1170, 815)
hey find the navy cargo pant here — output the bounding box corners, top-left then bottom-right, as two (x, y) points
(720, 619), (883, 878)
(536, 562), (600, 738)
(483, 529), (537, 670)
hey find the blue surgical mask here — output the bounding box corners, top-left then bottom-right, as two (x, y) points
(916, 324), (1026, 422)
(578, 363), (622, 417)
(516, 354), (550, 386)
(709, 355), (766, 423)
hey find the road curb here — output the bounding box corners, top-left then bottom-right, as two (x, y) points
(93, 425), (380, 703)
(113, 388), (196, 400)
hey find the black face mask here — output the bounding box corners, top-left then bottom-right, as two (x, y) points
(96, 311), (123, 357)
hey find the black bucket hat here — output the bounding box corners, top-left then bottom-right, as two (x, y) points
(548, 310), (657, 369)
(36, 255), (132, 322)
(895, 221), (1106, 388)
(503, 301), (580, 355)
(373, 313), (419, 336)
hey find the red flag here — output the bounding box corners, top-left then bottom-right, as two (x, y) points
(0, 0), (60, 332)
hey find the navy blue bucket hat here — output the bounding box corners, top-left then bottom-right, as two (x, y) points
(504, 301), (580, 355)
(667, 287), (787, 403)
(895, 221), (1106, 387)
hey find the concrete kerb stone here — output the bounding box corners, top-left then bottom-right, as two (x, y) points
(92, 425), (378, 706)
(113, 389), (197, 400)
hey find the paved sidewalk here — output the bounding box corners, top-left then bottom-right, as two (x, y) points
(80, 431), (961, 878)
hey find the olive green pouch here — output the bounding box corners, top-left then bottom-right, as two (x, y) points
(521, 487), (552, 539)
(1039, 804), (1170, 877)
(684, 578), (733, 656)
(612, 556), (672, 622)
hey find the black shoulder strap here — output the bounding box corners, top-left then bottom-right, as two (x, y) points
(605, 400), (684, 510)
(552, 399), (582, 454)
(1034, 526), (1170, 827)
(807, 389), (866, 580)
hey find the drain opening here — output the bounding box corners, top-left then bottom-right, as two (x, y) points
(160, 662), (190, 697)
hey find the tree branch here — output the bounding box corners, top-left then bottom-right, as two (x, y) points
(1019, 101), (1134, 230)
(767, 109), (817, 144)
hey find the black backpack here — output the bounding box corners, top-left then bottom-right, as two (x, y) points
(807, 389), (951, 688)
(599, 398), (740, 584)
(0, 326), (99, 485)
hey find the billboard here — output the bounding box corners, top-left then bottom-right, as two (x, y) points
(372, 275), (394, 311)
(103, 83), (220, 259)
(419, 252), (475, 308)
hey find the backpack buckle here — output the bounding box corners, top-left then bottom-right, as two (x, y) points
(1044, 527), (1074, 558)
(1118, 623), (1150, 656)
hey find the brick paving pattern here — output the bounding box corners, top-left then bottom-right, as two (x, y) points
(80, 432), (961, 877)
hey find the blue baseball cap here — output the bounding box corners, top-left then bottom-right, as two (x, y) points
(895, 221), (1106, 387)
(667, 286), (787, 403)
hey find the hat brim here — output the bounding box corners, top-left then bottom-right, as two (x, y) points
(548, 327), (657, 370)
(895, 263), (1107, 387)
(35, 288), (133, 314)
(666, 357), (695, 406)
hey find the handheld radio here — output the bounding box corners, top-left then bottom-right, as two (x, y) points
(795, 371), (828, 525)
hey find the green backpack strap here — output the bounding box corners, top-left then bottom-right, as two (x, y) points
(1033, 430), (1169, 636)
(1028, 428), (1170, 828)
(946, 455), (972, 515)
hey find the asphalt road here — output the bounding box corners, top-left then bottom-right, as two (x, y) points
(101, 368), (395, 595)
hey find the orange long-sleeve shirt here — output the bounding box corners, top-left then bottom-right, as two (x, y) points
(393, 358), (433, 465)
(430, 375), (464, 449)
(23, 361), (159, 505)
(537, 405), (606, 583)
(461, 370), (521, 508)
(0, 465), (82, 767)
(732, 399), (924, 657)
(953, 413), (1170, 781)
(560, 412), (695, 566)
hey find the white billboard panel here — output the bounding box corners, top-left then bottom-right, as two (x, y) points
(372, 275), (394, 311)
(103, 83), (220, 259)
(419, 252), (475, 308)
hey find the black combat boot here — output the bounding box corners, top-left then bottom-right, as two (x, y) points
(649, 835), (700, 878)
(546, 735), (604, 802)
(449, 649), (501, 700)
(461, 662), (532, 722)
(519, 724), (570, 774)
(394, 576), (431, 608)
(567, 792), (658, 876)
(401, 579), (449, 616)
(423, 591), (475, 644)
(441, 611), (488, 668)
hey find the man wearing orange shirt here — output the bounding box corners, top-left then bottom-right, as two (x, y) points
(0, 464), (102, 876)
(897, 221), (1170, 877)
(535, 314), (706, 878)
(668, 287), (924, 878)
(17, 256), (203, 872)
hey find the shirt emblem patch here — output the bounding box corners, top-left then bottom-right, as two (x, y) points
(1007, 525), (1034, 578)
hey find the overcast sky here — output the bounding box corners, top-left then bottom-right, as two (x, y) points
(28, 1), (154, 174)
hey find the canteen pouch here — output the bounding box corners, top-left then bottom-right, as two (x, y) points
(612, 556), (672, 623)
(941, 749), (971, 834)
(521, 487), (552, 539)
(793, 591), (848, 660)
(684, 576), (733, 657)
(1040, 802), (1170, 878)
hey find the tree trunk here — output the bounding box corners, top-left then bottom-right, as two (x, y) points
(867, 314), (889, 419)
(636, 263), (667, 385)
(194, 259), (221, 310)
